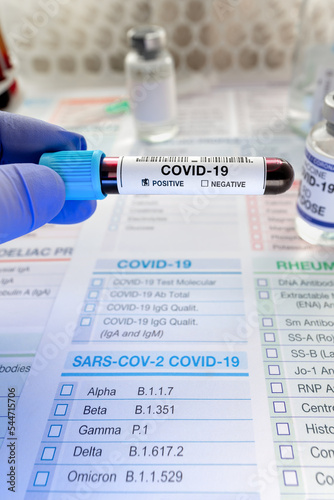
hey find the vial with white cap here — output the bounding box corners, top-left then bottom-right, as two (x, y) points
(125, 25), (178, 143)
(296, 91), (334, 245)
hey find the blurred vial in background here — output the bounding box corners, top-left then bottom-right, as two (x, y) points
(0, 26), (17, 109)
(288, 0), (334, 138)
(125, 25), (178, 143)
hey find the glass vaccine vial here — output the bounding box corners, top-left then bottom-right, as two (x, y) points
(296, 91), (334, 245)
(125, 25), (178, 143)
(288, 0), (334, 137)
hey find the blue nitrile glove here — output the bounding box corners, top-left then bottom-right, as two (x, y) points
(0, 111), (96, 243)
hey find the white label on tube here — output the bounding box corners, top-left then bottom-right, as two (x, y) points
(117, 156), (266, 195)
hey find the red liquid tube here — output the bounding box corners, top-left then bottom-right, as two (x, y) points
(0, 27), (17, 109)
(39, 151), (294, 200)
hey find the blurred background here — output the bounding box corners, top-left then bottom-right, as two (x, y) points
(2, 0), (334, 140)
(0, 0), (302, 91)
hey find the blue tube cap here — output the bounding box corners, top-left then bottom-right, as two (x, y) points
(39, 150), (106, 200)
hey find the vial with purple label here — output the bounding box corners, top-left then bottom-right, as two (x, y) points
(296, 91), (334, 245)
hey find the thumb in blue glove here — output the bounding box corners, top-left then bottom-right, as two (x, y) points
(0, 111), (97, 244)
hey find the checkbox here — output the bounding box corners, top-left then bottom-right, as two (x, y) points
(283, 470), (298, 486)
(34, 471), (49, 486)
(84, 304), (96, 313)
(264, 332), (275, 342)
(41, 447), (56, 460)
(48, 425), (62, 437)
(54, 404), (68, 416)
(271, 382), (283, 393)
(259, 291), (269, 299)
(80, 317), (92, 327)
(91, 279), (103, 287)
(257, 279), (268, 286)
(201, 180), (209, 187)
(262, 318), (273, 327)
(268, 365), (280, 375)
(280, 445), (294, 459)
(276, 422), (290, 435)
(266, 348), (278, 358)
(110, 214), (120, 222)
(88, 291), (99, 299)
(273, 401), (286, 413)
(60, 384), (73, 396)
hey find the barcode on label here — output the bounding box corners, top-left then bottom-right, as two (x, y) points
(135, 156), (189, 162)
(135, 156), (253, 163)
(200, 156), (252, 163)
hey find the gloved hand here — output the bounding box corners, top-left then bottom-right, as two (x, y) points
(0, 111), (97, 244)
